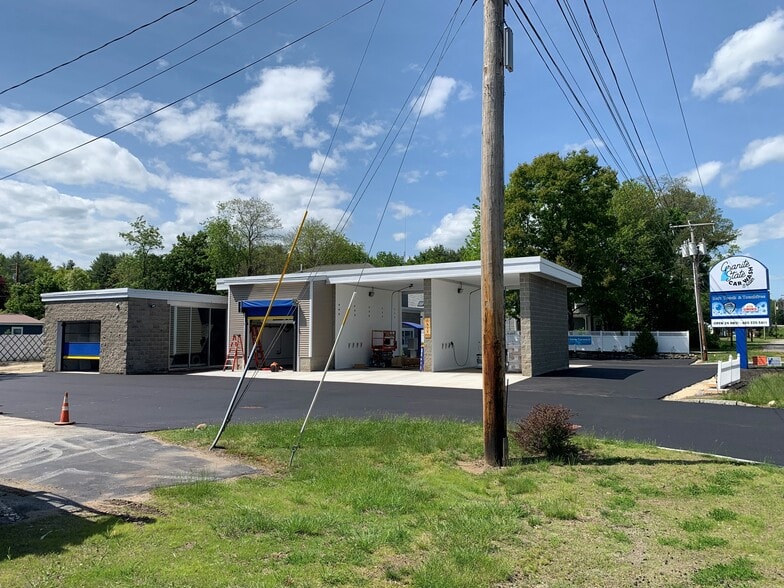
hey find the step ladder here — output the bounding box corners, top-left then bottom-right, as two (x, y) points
(223, 335), (244, 371)
(248, 324), (266, 369)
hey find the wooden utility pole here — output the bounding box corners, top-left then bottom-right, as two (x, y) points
(480, 0), (507, 466)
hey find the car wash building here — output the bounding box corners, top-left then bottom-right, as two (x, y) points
(218, 256), (581, 377)
(41, 289), (227, 374)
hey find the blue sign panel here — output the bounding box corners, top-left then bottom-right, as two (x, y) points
(710, 290), (770, 327)
(568, 336), (592, 346)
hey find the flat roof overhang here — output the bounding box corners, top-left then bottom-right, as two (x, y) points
(216, 256), (581, 293)
(41, 288), (228, 308)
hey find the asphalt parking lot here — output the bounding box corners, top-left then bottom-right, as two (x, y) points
(1, 360), (783, 510)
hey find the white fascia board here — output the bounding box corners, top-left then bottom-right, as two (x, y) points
(41, 288), (227, 307)
(216, 272), (326, 291)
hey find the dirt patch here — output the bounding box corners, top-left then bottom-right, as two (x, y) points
(0, 361), (43, 374)
(456, 459), (492, 475)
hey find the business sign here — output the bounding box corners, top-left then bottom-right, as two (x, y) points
(568, 335), (592, 346)
(710, 291), (770, 327)
(709, 256), (769, 293)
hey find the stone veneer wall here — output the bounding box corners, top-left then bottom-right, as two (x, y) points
(43, 301), (130, 374)
(125, 299), (171, 374)
(519, 274), (569, 376)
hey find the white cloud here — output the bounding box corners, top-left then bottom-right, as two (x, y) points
(402, 170), (423, 184)
(228, 66), (332, 139)
(740, 135), (784, 169)
(692, 9), (784, 100)
(309, 150), (345, 175)
(393, 232), (406, 242)
(0, 179), (155, 264)
(415, 206), (475, 250)
(411, 76), (457, 118)
(343, 120), (384, 151)
(681, 160), (723, 189)
(725, 195), (767, 208)
(0, 107), (156, 189)
(563, 138), (605, 153)
(211, 2), (243, 27)
(456, 81), (474, 101)
(95, 95), (223, 145)
(389, 201), (420, 220)
(736, 211), (784, 249)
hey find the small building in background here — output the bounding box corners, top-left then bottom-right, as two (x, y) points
(41, 289), (227, 374)
(0, 314), (44, 335)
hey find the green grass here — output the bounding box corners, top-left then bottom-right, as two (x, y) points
(720, 373), (784, 407)
(1, 418), (783, 587)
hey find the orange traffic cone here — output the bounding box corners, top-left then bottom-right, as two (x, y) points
(54, 392), (75, 426)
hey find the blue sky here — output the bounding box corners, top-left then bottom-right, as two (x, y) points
(0, 1), (782, 299)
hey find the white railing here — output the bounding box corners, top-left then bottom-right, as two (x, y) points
(717, 355), (741, 389)
(567, 331), (690, 354)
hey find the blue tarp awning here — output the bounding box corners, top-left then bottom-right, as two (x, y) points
(241, 299), (297, 318)
(402, 321), (423, 330)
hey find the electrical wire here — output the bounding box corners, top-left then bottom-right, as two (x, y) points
(0, 0), (273, 142)
(0, 0), (376, 183)
(600, 0), (672, 180)
(0, 0), (299, 153)
(652, 0), (706, 195)
(510, 0), (630, 179)
(580, 0), (661, 192)
(555, 0), (656, 190)
(0, 0), (199, 96)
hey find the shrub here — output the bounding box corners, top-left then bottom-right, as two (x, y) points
(631, 328), (658, 357)
(511, 404), (578, 460)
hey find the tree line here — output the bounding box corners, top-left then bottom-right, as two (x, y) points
(2, 151), (781, 332)
(0, 196), (463, 319)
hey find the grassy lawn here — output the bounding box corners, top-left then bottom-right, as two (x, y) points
(2, 419), (784, 587)
(720, 373), (784, 407)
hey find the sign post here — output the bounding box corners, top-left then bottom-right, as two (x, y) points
(709, 256), (770, 369)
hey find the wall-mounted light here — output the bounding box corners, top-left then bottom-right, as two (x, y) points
(115, 303), (121, 310)
(149, 303), (157, 308)
(368, 288), (375, 297)
(457, 282), (463, 294)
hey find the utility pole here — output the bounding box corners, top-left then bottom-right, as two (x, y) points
(671, 221), (713, 362)
(480, 0), (507, 466)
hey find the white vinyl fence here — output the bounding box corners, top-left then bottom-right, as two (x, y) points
(567, 331), (689, 354)
(717, 355), (741, 389)
(0, 334), (43, 362)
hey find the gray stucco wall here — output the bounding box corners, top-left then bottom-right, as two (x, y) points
(43, 301), (130, 374)
(519, 274), (569, 376)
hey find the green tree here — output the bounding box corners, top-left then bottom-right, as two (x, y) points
(372, 251), (406, 267)
(496, 150), (618, 324)
(205, 196), (281, 276)
(162, 231), (216, 293)
(287, 219), (368, 270)
(89, 253), (121, 289)
(119, 216), (164, 288)
(409, 245), (463, 265)
(5, 271), (61, 318)
(55, 266), (95, 291)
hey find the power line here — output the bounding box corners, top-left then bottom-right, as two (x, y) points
(600, 0), (672, 179)
(555, 0), (656, 190)
(0, 0), (199, 96)
(0, 0), (272, 142)
(652, 0), (706, 195)
(0, 0), (376, 183)
(0, 0), (299, 153)
(580, 0), (661, 191)
(510, 0), (631, 179)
